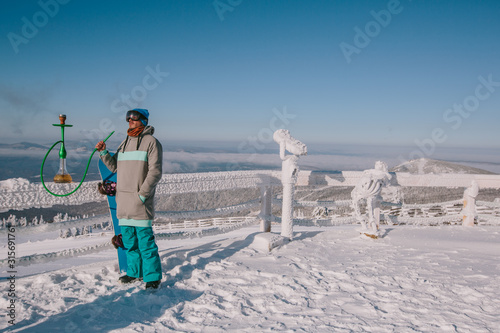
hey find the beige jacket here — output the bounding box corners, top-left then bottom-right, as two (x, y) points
(100, 126), (163, 227)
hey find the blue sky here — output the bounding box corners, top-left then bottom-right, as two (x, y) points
(1, 0), (499, 155)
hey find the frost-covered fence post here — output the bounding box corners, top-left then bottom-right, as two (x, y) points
(374, 207), (381, 228)
(260, 186), (272, 232)
(273, 129), (307, 240)
(462, 180), (479, 227)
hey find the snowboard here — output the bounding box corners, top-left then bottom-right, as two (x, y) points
(98, 155), (127, 273)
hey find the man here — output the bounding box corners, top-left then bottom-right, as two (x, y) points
(95, 108), (163, 289)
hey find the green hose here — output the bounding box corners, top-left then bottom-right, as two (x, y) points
(40, 131), (115, 197)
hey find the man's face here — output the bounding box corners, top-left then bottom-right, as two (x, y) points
(128, 118), (143, 129)
(126, 111), (144, 129)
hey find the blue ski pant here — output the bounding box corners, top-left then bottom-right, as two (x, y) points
(121, 226), (162, 282)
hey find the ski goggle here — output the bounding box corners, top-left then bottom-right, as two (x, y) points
(125, 110), (143, 122)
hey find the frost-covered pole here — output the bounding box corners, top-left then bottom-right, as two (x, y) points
(462, 180), (479, 227)
(281, 156), (298, 239)
(273, 129), (307, 240)
(260, 186), (272, 232)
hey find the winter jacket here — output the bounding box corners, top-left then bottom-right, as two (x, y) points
(99, 126), (163, 227)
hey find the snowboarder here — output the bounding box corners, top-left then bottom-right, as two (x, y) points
(95, 108), (163, 290)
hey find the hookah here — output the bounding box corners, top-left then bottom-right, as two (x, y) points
(40, 114), (114, 197)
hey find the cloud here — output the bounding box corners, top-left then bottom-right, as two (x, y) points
(162, 147), (500, 174)
(0, 83), (55, 137)
(162, 151), (390, 173)
(1, 143), (499, 178)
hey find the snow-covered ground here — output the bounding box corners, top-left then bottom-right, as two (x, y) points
(1, 224), (499, 332)
(1, 162), (500, 332)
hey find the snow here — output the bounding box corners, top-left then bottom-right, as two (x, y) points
(391, 158), (497, 175)
(0, 178), (105, 213)
(0, 179), (30, 191)
(3, 170), (500, 214)
(1, 224), (499, 332)
(1, 167), (500, 332)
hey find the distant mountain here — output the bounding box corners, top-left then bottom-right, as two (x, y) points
(391, 158), (496, 175)
(0, 142), (48, 150)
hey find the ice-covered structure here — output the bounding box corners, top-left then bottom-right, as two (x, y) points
(462, 180), (479, 227)
(351, 161), (393, 236)
(273, 129), (307, 239)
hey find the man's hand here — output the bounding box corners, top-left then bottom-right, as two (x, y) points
(95, 141), (106, 152)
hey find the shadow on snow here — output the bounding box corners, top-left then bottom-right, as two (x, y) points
(160, 232), (258, 287)
(12, 233), (259, 332)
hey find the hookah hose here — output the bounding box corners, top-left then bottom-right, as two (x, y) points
(40, 131), (115, 197)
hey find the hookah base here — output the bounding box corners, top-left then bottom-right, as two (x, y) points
(53, 174), (73, 183)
